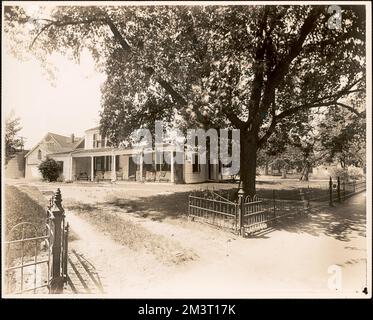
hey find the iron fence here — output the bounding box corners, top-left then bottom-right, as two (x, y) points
(301, 177), (366, 205)
(187, 176), (365, 237)
(4, 188), (69, 295)
(4, 222), (52, 294)
(188, 190), (238, 230)
(188, 188), (308, 236)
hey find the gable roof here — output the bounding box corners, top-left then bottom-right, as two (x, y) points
(48, 132), (82, 151)
(25, 132), (83, 158)
(85, 126), (100, 132)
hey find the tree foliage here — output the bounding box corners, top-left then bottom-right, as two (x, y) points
(4, 4), (366, 194)
(5, 115), (23, 163)
(318, 105), (366, 169)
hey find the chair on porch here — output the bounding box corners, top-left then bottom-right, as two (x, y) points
(77, 172), (89, 181)
(103, 171), (112, 180)
(145, 171), (156, 182)
(159, 171), (170, 182)
(95, 171), (104, 181)
(116, 169), (123, 181)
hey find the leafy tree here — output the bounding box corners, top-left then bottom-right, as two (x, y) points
(5, 115), (24, 163)
(259, 111), (320, 181)
(318, 105), (366, 170)
(38, 158), (62, 182)
(4, 4), (366, 195)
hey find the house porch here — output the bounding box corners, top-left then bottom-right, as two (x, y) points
(71, 148), (180, 183)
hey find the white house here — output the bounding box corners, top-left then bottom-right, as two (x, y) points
(25, 127), (223, 184)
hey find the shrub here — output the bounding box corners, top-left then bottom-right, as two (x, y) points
(348, 167), (363, 180)
(330, 166), (363, 181)
(330, 167), (348, 180)
(38, 158), (62, 182)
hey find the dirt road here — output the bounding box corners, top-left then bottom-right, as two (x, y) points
(64, 192), (367, 298)
(8, 180), (367, 298)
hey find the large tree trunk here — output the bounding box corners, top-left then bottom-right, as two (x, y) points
(240, 130), (257, 197)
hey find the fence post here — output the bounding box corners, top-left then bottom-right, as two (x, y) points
(237, 187), (245, 236)
(63, 222), (69, 283)
(337, 176), (341, 203)
(329, 176), (333, 206)
(273, 189), (276, 217)
(50, 189), (65, 294)
(353, 180), (356, 193)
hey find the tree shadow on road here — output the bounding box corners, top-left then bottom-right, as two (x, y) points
(104, 188), (304, 222)
(104, 189), (365, 242)
(273, 200), (366, 241)
(105, 191), (191, 222)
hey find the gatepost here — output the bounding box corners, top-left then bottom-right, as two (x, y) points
(50, 189), (65, 294)
(237, 187), (245, 236)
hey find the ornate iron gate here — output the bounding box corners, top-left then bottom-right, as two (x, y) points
(4, 222), (51, 294)
(4, 188), (69, 294)
(188, 189), (238, 231)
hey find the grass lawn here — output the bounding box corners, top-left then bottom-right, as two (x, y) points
(4, 185), (50, 268)
(5, 185), (48, 239)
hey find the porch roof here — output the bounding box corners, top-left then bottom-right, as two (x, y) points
(71, 147), (124, 157)
(71, 144), (177, 157)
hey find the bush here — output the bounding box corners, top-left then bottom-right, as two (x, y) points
(330, 166), (363, 181)
(348, 167), (363, 180)
(38, 158), (62, 182)
(330, 167), (348, 180)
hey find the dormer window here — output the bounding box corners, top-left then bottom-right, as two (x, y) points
(93, 133), (103, 148)
(92, 132), (109, 148)
(38, 150), (42, 160)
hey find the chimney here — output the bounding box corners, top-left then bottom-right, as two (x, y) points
(71, 133), (75, 143)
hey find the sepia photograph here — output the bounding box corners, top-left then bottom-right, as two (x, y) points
(1, 1), (371, 302)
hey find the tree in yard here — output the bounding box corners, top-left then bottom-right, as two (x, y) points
(4, 5), (366, 195)
(5, 115), (24, 163)
(318, 104), (366, 172)
(258, 109), (323, 181)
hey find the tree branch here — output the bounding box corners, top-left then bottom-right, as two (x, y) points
(256, 7), (324, 130)
(258, 91), (363, 149)
(30, 17), (106, 49)
(225, 111), (245, 128)
(104, 14), (189, 107)
(30, 11), (190, 109)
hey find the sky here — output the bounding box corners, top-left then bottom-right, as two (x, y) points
(3, 49), (106, 149)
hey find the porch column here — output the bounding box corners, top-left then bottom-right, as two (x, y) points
(90, 156), (94, 182)
(170, 151), (175, 183)
(139, 151), (143, 182)
(69, 156), (73, 181)
(111, 152), (116, 182)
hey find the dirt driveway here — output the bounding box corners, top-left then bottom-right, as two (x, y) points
(7, 179), (368, 298)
